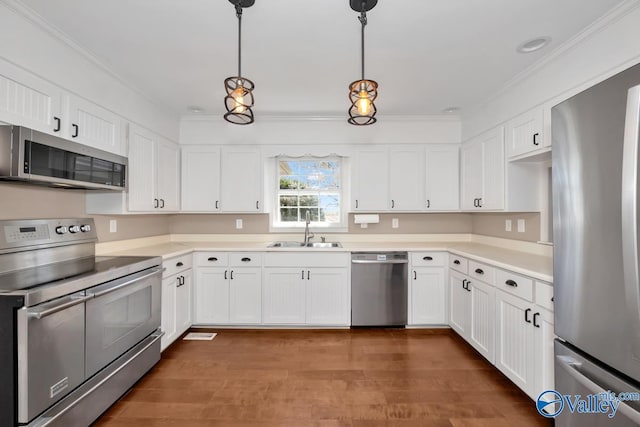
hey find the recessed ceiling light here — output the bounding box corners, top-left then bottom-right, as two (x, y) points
(442, 107), (460, 114)
(517, 37), (551, 54)
(187, 106), (205, 113)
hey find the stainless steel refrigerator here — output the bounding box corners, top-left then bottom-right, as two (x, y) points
(552, 62), (640, 425)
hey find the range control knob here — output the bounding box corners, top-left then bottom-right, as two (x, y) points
(69, 225), (81, 234)
(55, 226), (68, 235)
(80, 224), (91, 232)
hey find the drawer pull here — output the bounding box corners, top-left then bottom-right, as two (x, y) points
(207, 257), (218, 262)
(176, 262), (184, 267)
(505, 279), (518, 287)
(474, 268), (484, 275)
(453, 260), (461, 265)
(241, 257), (251, 262)
(422, 256), (433, 261)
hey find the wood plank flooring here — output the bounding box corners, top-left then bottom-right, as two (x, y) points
(94, 329), (552, 427)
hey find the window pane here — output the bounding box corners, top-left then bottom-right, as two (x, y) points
(299, 195), (318, 207)
(280, 208), (298, 222)
(300, 207), (319, 221)
(279, 195), (298, 207)
(279, 176), (299, 189)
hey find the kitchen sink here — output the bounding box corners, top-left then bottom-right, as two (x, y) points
(267, 241), (342, 248)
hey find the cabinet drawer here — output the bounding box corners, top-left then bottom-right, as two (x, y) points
(449, 255), (468, 274)
(229, 252), (262, 267)
(495, 269), (533, 302)
(411, 252), (446, 267)
(535, 281), (554, 311)
(194, 252), (229, 267)
(468, 260), (495, 284)
(264, 252), (349, 268)
(164, 254), (193, 277)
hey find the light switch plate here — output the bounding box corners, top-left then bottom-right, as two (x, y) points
(235, 219), (243, 229)
(109, 219), (117, 233)
(392, 218), (399, 229)
(517, 219), (525, 233)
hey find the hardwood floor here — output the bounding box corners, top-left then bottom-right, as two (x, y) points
(94, 329), (551, 427)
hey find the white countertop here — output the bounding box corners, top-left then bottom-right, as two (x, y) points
(102, 238), (553, 283)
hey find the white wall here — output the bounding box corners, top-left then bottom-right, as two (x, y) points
(462, 0), (640, 140)
(0, 1), (179, 140)
(180, 115), (461, 146)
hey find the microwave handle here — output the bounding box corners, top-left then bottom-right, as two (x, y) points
(28, 294), (93, 319)
(88, 268), (163, 298)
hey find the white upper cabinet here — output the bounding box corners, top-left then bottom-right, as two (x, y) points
(220, 147), (263, 212)
(155, 138), (180, 211)
(461, 126), (505, 210)
(353, 146), (427, 212)
(180, 146), (262, 213)
(0, 60), (125, 156)
(66, 95), (124, 156)
(505, 107), (544, 159)
(181, 146), (221, 212)
(352, 148), (389, 211)
(425, 146), (459, 210)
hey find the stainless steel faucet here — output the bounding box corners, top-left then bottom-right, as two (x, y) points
(303, 211), (314, 245)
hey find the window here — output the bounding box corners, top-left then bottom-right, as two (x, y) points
(275, 157), (342, 228)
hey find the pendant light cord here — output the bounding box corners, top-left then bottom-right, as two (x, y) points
(358, 5), (367, 81)
(236, 4), (243, 77)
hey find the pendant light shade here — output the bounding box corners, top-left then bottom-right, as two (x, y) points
(224, 0), (255, 125)
(348, 0), (378, 126)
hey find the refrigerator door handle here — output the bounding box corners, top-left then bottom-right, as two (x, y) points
(621, 84), (640, 356)
(557, 354), (640, 424)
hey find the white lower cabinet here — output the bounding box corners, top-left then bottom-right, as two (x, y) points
(161, 254), (193, 351)
(193, 252), (262, 325)
(408, 252), (447, 325)
(263, 253), (350, 326)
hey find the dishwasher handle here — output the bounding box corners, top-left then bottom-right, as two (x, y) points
(351, 259), (408, 264)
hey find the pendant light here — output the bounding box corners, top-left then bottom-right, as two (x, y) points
(224, 0), (255, 125)
(348, 0), (378, 126)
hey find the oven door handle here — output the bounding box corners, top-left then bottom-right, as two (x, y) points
(28, 294), (93, 319)
(87, 267), (163, 298)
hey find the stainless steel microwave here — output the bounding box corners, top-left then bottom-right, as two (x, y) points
(0, 126), (127, 190)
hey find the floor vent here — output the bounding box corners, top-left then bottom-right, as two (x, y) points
(183, 332), (217, 341)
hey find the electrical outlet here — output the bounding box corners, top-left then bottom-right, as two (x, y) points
(235, 219), (243, 229)
(392, 218), (399, 229)
(109, 219), (117, 233)
(505, 219), (512, 232)
(517, 219), (525, 233)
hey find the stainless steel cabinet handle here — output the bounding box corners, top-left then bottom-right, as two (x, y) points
(28, 295), (93, 319)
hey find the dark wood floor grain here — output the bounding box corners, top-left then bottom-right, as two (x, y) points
(94, 329), (552, 427)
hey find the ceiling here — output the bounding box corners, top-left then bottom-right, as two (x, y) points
(17, 0), (626, 118)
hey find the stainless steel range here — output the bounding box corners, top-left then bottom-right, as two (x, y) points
(0, 218), (163, 426)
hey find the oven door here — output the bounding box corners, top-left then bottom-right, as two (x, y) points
(85, 267), (162, 378)
(18, 292), (92, 424)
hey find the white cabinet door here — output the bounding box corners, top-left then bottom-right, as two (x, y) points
(425, 146), (459, 211)
(0, 61), (63, 135)
(220, 147), (262, 212)
(175, 270), (193, 336)
(409, 267), (446, 325)
(127, 125), (156, 212)
(161, 275), (177, 351)
(156, 138), (180, 211)
(353, 149), (389, 211)
(389, 147), (425, 211)
(193, 268), (229, 324)
(468, 279), (495, 363)
(449, 271), (469, 336)
(181, 146), (221, 211)
(67, 95), (124, 155)
(533, 307), (555, 400)
(263, 268), (306, 324)
(506, 107), (544, 159)
(481, 128), (505, 210)
(495, 290), (535, 393)
(229, 268), (262, 324)
(306, 268), (350, 325)
(460, 141), (483, 210)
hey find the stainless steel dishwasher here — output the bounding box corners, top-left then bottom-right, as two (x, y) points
(351, 252), (408, 327)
